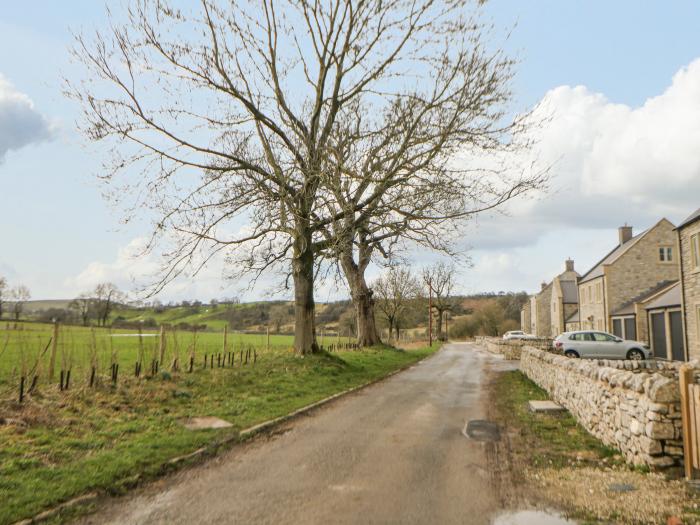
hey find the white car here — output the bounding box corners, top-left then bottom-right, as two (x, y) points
(503, 330), (535, 341)
(553, 331), (652, 360)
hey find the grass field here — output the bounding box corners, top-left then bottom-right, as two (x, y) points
(0, 334), (438, 524)
(0, 321), (354, 395)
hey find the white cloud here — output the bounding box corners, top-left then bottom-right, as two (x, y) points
(463, 58), (700, 250)
(0, 74), (53, 162)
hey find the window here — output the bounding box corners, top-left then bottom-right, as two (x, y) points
(697, 305), (700, 335)
(691, 233), (700, 270)
(571, 333), (593, 341)
(659, 246), (673, 262)
(597, 319), (604, 330)
(596, 282), (603, 303)
(612, 318), (623, 338)
(592, 332), (615, 342)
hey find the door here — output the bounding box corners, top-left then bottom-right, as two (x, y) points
(651, 312), (667, 359)
(591, 332), (619, 358)
(670, 311), (685, 361)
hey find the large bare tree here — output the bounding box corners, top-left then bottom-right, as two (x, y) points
(68, 0), (542, 354)
(9, 285), (31, 321)
(423, 262), (457, 341)
(373, 267), (420, 342)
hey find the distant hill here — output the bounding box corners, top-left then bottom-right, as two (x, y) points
(19, 299), (74, 313)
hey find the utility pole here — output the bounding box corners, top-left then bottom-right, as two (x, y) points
(428, 278), (433, 346)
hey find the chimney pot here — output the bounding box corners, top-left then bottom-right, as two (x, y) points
(619, 225), (633, 245)
(565, 259), (575, 272)
(541, 281), (547, 291)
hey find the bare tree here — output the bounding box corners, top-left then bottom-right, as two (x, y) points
(0, 276), (6, 320)
(69, 293), (94, 326)
(423, 262), (457, 341)
(68, 0), (543, 354)
(9, 285), (31, 321)
(93, 283), (123, 327)
(373, 267), (421, 342)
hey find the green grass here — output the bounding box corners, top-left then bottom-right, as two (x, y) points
(0, 342), (438, 524)
(492, 371), (619, 468)
(0, 321), (355, 392)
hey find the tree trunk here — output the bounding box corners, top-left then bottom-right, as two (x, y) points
(292, 226), (318, 355)
(436, 309), (444, 341)
(341, 257), (380, 347)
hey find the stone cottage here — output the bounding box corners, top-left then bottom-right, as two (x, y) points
(577, 220), (679, 337)
(520, 300), (531, 333)
(550, 259), (580, 336)
(678, 208), (700, 360)
(530, 281), (552, 337)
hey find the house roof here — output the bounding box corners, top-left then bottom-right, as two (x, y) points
(560, 280), (579, 304)
(610, 280), (678, 316)
(645, 281), (682, 310)
(677, 208), (700, 230)
(579, 219), (674, 284)
(565, 310), (579, 323)
(579, 230), (648, 284)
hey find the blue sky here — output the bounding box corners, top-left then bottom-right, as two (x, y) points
(1, 1), (699, 301)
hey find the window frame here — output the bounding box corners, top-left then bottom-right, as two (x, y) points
(659, 245), (674, 263)
(691, 232), (700, 271)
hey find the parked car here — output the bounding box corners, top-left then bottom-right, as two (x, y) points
(503, 330), (535, 341)
(553, 330), (651, 360)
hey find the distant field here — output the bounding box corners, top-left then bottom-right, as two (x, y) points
(0, 322), (353, 394)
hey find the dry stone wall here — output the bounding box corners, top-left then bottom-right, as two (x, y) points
(521, 347), (684, 470)
(475, 337), (553, 360)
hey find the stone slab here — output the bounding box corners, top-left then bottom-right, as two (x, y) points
(182, 416), (233, 430)
(528, 400), (565, 413)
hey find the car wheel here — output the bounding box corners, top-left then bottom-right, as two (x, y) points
(626, 349), (645, 361)
(564, 350), (579, 358)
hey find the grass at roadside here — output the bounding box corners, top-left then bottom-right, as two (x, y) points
(492, 370), (618, 468)
(0, 343), (438, 525)
(491, 371), (700, 524)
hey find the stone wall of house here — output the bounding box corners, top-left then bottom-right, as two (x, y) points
(578, 276), (605, 331)
(521, 302), (532, 333)
(680, 220), (700, 360)
(536, 285), (553, 338)
(563, 303), (578, 332)
(606, 219), (679, 316)
(521, 347), (684, 470)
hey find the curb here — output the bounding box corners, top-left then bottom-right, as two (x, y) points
(11, 346), (439, 525)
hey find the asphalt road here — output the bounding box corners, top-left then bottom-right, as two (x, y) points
(79, 343), (505, 525)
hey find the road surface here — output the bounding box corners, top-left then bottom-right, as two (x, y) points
(79, 343), (507, 524)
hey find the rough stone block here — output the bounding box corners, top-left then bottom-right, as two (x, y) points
(646, 421), (675, 440)
(528, 400), (565, 413)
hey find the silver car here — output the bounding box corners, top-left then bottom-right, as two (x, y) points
(553, 330), (652, 360)
(503, 330), (535, 341)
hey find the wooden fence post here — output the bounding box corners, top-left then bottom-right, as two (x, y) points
(48, 322), (59, 381)
(266, 326), (270, 351)
(680, 364), (694, 480)
(159, 325), (166, 364)
(223, 325), (228, 355)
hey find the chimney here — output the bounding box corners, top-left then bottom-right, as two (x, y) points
(565, 259), (574, 272)
(541, 281), (547, 291)
(619, 225), (633, 245)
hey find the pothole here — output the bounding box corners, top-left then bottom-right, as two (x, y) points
(492, 509), (576, 524)
(463, 419), (501, 442)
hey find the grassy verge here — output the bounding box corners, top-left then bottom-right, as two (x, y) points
(491, 370), (618, 469)
(491, 371), (700, 524)
(0, 343), (438, 524)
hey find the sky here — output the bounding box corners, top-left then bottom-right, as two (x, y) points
(1, 1), (699, 302)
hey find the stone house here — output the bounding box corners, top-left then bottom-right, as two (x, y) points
(549, 259), (580, 336)
(578, 220), (679, 337)
(678, 208), (700, 360)
(530, 281), (552, 337)
(520, 301), (531, 333)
